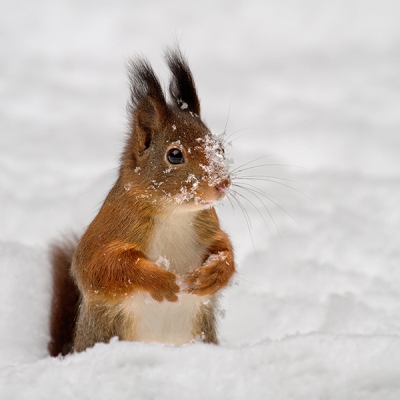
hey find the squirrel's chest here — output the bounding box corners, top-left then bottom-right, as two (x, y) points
(122, 212), (208, 345)
(145, 212), (205, 275)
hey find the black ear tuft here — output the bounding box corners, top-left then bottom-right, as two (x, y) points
(128, 57), (166, 111)
(127, 57), (168, 154)
(165, 47), (201, 115)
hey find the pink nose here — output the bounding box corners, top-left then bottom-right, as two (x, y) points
(216, 185), (227, 193)
(215, 177), (231, 194)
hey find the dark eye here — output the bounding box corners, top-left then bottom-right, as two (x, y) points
(167, 148), (184, 165)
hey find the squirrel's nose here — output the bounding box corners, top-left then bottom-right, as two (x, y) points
(215, 177), (231, 195)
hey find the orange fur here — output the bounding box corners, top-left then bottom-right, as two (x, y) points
(78, 239), (180, 302)
(186, 233), (234, 296)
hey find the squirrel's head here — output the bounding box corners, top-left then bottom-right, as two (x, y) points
(120, 48), (231, 212)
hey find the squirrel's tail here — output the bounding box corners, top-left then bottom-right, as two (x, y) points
(48, 237), (80, 356)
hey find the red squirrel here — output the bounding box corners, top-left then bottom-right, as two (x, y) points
(48, 48), (235, 356)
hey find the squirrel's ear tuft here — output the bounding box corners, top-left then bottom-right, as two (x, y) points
(128, 58), (168, 155)
(165, 47), (201, 116)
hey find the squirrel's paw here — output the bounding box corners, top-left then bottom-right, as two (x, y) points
(185, 255), (234, 296)
(146, 270), (180, 302)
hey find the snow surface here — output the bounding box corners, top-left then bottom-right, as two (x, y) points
(1, 0), (400, 398)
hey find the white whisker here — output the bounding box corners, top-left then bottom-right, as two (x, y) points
(222, 99), (231, 137)
(232, 171), (298, 183)
(233, 182), (298, 224)
(234, 176), (308, 199)
(230, 156), (274, 174)
(232, 184), (281, 235)
(228, 192), (257, 256)
(221, 128), (254, 146)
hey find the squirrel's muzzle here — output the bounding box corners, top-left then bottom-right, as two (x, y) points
(214, 176), (231, 200)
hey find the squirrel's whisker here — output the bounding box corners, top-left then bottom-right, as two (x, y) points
(233, 182), (298, 224)
(233, 185), (281, 235)
(233, 176), (308, 199)
(221, 128), (253, 146)
(227, 191), (257, 255)
(229, 190), (253, 230)
(230, 155), (274, 174)
(230, 188), (274, 235)
(221, 99), (231, 139)
(232, 171), (298, 183)
(225, 192), (237, 213)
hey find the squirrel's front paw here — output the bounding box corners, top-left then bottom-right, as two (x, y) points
(147, 270), (180, 302)
(185, 253), (235, 296)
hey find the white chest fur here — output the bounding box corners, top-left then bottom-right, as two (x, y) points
(146, 210), (205, 275)
(121, 292), (208, 344)
(121, 209), (209, 344)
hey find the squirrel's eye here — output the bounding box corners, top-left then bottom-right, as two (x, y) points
(167, 148), (184, 165)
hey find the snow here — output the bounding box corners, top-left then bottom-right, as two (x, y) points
(198, 133), (230, 186)
(1, 0), (400, 398)
(2, 336), (400, 399)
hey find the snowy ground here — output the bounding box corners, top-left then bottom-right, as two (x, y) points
(1, 0), (400, 398)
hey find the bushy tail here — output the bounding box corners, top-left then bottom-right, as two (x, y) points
(48, 237), (80, 356)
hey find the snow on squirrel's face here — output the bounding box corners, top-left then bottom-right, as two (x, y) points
(122, 108), (232, 211)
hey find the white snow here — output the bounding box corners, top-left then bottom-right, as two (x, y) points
(198, 133), (230, 186)
(1, 0), (400, 398)
(179, 101), (188, 110)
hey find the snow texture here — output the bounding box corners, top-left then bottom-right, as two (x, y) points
(198, 133), (230, 187)
(1, 0), (400, 398)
